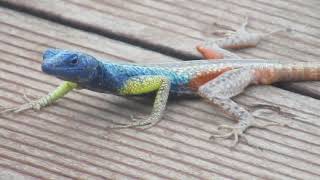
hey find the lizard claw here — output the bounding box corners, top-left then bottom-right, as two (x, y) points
(1, 101), (41, 114)
(129, 114), (147, 122)
(1, 94), (43, 114)
(108, 115), (156, 130)
(108, 119), (151, 129)
(210, 121), (286, 147)
(210, 125), (243, 147)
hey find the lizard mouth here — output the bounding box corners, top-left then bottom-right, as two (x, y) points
(42, 64), (84, 75)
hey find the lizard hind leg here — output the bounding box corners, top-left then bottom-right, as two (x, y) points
(197, 68), (283, 147)
(196, 45), (224, 60)
(210, 16), (290, 50)
(210, 16), (248, 37)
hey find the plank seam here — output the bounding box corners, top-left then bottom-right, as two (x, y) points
(0, 1), (320, 100)
(0, 2), (198, 60)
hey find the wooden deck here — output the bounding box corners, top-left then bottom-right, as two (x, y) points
(0, 0), (319, 179)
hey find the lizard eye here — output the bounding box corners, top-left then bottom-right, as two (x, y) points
(68, 54), (79, 65)
(71, 59), (78, 65)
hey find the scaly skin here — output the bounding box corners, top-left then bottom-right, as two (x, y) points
(2, 48), (320, 147)
(196, 45), (224, 60)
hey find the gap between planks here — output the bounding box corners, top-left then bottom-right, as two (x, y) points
(0, 0), (319, 100)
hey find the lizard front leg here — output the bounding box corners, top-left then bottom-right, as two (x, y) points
(1, 81), (77, 113)
(111, 75), (171, 129)
(198, 68), (283, 146)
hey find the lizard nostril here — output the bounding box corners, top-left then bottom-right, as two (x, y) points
(41, 63), (50, 73)
(41, 62), (54, 74)
(41, 64), (48, 73)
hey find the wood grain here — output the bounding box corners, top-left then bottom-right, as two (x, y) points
(0, 5), (319, 180)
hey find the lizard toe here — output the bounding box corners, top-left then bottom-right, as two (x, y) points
(108, 119), (152, 129)
(0, 93), (47, 114)
(252, 121), (287, 129)
(210, 125), (244, 147)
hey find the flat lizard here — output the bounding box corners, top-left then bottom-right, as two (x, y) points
(1, 18), (310, 147)
(2, 48), (320, 146)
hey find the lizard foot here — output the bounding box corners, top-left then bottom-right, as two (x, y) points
(109, 116), (159, 130)
(1, 94), (44, 114)
(210, 125), (244, 147)
(210, 121), (286, 147)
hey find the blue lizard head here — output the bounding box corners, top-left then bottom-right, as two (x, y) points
(42, 48), (100, 83)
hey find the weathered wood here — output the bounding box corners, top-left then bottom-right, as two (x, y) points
(0, 6), (319, 180)
(0, 165), (51, 180)
(2, 0), (320, 97)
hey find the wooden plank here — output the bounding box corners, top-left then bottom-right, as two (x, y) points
(2, 0), (320, 97)
(0, 165), (49, 180)
(0, 6), (320, 180)
(287, 0), (320, 9)
(252, 0), (319, 18)
(2, 0), (319, 58)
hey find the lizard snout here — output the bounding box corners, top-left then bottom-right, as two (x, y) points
(41, 61), (55, 74)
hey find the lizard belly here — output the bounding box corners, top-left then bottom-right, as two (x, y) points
(188, 67), (232, 90)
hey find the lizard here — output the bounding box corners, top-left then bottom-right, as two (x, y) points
(2, 48), (320, 146)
